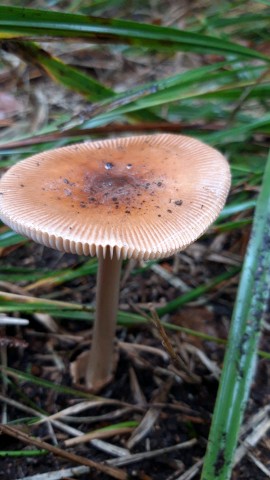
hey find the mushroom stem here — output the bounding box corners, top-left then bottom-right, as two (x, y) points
(85, 254), (122, 391)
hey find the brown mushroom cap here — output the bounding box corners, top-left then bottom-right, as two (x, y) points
(0, 134), (230, 260)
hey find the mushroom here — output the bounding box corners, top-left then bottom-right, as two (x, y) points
(0, 134), (230, 391)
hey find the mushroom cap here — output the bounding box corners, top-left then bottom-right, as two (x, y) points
(0, 134), (230, 260)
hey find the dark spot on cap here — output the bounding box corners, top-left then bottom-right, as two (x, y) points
(175, 200), (183, 206)
(105, 162), (114, 170)
(63, 178), (75, 187)
(20, 184), (24, 187)
(80, 202), (86, 208)
(157, 182), (162, 187)
(125, 210), (131, 214)
(112, 197), (118, 202)
(64, 189), (72, 197)
(167, 209), (172, 213)
(158, 214), (162, 217)
(201, 204), (204, 209)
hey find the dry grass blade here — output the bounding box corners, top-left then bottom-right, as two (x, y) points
(234, 406), (270, 465)
(34, 400), (113, 425)
(175, 459), (204, 480)
(0, 290), (83, 309)
(183, 343), (221, 379)
(127, 377), (173, 450)
(108, 439), (197, 467)
(129, 366), (147, 405)
(247, 452), (270, 477)
(0, 424), (127, 480)
(63, 407), (134, 425)
(0, 314), (29, 325)
(17, 466), (90, 480)
(119, 340), (169, 362)
(150, 263), (191, 291)
(64, 425), (135, 447)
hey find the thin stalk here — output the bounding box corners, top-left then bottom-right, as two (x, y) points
(85, 255), (122, 391)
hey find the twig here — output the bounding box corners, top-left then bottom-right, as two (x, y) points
(0, 394), (129, 457)
(148, 305), (201, 383)
(0, 424), (127, 480)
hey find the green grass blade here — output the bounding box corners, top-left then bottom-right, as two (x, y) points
(0, 449), (47, 457)
(201, 112), (270, 145)
(81, 66), (270, 119)
(219, 200), (256, 220)
(0, 6), (269, 60)
(201, 150), (270, 480)
(157, 268), (240, 317)
(2, 40), (162, 124)
(0, 260), (97, 284)
(0, 229), (26, 248)
(1, 367), (101, 399)
(3, 41), (113, 101)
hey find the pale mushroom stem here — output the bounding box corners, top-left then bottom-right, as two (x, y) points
(85, 254), (122, 391)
